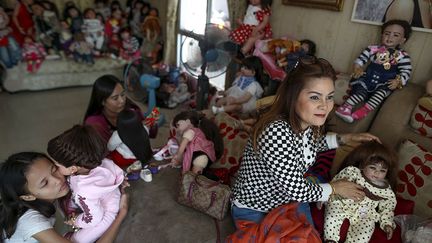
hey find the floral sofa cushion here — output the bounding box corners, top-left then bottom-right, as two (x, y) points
(397, 139), (432, 218)
(410, 97), (432, 137)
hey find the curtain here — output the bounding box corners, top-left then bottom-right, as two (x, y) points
(225, 0), (246, 89)
(227, 0), (246, 30)
(163, 0), (178, 65)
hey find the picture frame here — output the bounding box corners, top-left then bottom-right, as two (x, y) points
(282, 0), (344, 11)
(351, 0), (432, 33)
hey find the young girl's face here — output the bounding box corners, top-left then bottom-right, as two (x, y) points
(295, 77), (334, 130)
(381, 24), (406, 49)
(175, 119), (192, 134)
(23, 158), (69, 202)
(240, 65), (255, 77)
(363, 162), (388, 183)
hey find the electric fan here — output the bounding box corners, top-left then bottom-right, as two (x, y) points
(123, 58), (161, 118)
(179, 23), (233, 110)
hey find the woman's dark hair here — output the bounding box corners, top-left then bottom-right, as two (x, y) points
(0, 152), (56, 242)
(242, 56), (264, 87)
(117, 109), (153, 165)
(172, 111), (224, 160)
(252, 57), (336, 149)
(84, 74), (138, 121)
(300, 39), (316, 56)
(246, 0), (272, 9)
(339, 140), (398, 189)
(382, 19), (412, 41)
(47, 125), (106, 169)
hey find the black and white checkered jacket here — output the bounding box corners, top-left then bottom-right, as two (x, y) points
(232, 119), (337, 212)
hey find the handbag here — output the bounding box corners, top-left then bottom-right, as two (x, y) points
(177, 171), (231, 220)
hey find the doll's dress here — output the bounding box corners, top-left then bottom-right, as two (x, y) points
(229, 5), (272, 45)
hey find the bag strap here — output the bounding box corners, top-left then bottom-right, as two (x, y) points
(194, 174), (220, 188)
(214, 218), (221, 243)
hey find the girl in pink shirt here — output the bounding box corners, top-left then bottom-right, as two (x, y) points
(48, 125), (124, 243)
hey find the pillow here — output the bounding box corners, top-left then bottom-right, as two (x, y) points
(333, 73), (351, 105)
(207, 112), (249, 184)
(409, 97), (432, 137)
(397, 139), (432, 218)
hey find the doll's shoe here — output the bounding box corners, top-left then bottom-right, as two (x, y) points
(352, 104), (373, 120)
(126, 160), (142, 173)
(140, 169), (152, 182)
(335, 104), (353, 123)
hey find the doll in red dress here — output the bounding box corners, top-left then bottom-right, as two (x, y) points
(229, 0), (272, 56)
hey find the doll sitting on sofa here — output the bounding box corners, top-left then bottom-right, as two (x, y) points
(335, 20), (412, 123)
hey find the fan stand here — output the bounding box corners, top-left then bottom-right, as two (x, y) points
(196, 40), (210, 110)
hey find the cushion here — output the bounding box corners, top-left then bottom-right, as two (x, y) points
(409, 97), (432, 137)
(397, 139), (432, 218)
(208, 112), (249, 184)
(333, 73), (351, 106)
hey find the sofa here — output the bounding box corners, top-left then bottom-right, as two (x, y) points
(319, 76), (432, 242)
(1, 57), (125, 92)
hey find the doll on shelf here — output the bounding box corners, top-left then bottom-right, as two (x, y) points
(119, 28), (140, 62)
(59, 21), (73, 57)
(140, 8), (163, 64)
(22, 36), (46, 73)
(94, 0), (111, 20)
(335, 19), (412, 123)
(11, 0), (34, 46)
(107, 33), (121, 59)
(0, 6), (21, 68)
(276, 39), (316, 73)
(31, 3), (61, 57)
(323, 141), (397, 243)
(105, 8), (125, 42)
(64, 5), (84, 34)
(229, 0), (272, 57)
(69, 32), (95, 65)
(82, 8), (105, 55)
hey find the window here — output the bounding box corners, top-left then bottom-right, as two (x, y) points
(177, 0), (229, 91)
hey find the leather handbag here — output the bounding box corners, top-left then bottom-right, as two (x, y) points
(177, 171), (231, 220)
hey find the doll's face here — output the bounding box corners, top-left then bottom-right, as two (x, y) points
(249, 0), (261, 6)
(363, 162), (388, 184)
(60, 21), (69, 29)
(240, 65), (255, 77)
(175, 119), (192, 135)
(120, 31), (130, 39)
(148, 9), (158, 17)
(31, 4), (44, 16)
(381, 24), (406, 49)
(134, 2), (143, 10)
(301, 43), (310, 54)
(85, 10), (96, 19)
(24, 36), (33, 44)
(112, 9), (122, 19)
(69, 8), (79, 17)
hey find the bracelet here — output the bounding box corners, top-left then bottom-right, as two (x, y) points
(329, 182), (336, 197)
(336, 134), (344, 146)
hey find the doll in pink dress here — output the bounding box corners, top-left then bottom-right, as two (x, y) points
(47, 125), (124, 243)
(22, 36), (46, 72)
(229, 0), (272, 56)
(169, 111), (223, 176)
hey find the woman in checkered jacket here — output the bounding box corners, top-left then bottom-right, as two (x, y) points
(231, 57), (379, 226)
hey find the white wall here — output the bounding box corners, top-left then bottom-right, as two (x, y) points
(271, 0), (432, 85)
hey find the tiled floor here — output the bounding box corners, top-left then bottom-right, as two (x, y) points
(0, 86), (177, 161)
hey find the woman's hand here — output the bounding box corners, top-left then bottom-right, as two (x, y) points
(331, 179), (365, 201)
(339, 133), (380, 145)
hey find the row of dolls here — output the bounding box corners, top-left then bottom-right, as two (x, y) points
(0, 0), (162, 71)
